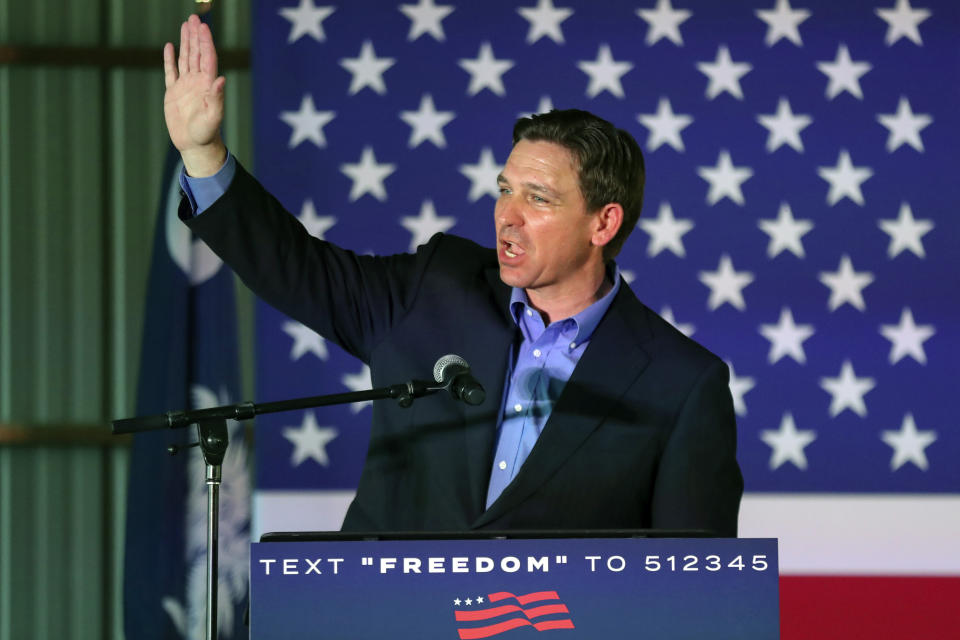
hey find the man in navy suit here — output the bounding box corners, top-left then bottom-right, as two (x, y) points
(165, 15), (743, 536)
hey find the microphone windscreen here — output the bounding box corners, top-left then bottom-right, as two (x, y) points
(433, 353), (469, 383)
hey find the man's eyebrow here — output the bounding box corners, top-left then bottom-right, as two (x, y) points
(525, 181), (554, 194)
(496, 174), (558, 196)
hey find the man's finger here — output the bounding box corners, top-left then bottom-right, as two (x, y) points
(163, 42), (178, 89)
(198, 22), (218, 78)
(177, 20), (188, 77)
(188, 14), (201, 74)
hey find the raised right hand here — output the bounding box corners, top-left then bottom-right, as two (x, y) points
(163, 14), (227, 177)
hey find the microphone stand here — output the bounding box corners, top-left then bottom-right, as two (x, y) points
(112, 377), (444, 640)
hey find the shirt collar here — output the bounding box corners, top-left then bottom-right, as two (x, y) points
(509, 264), (621, 345)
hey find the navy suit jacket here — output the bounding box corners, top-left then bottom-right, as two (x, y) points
(184, 163), (743, 537)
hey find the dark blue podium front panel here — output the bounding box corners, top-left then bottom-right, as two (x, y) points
(250, 537), (778, 639)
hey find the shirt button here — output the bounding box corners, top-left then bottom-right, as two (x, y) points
(525, 309), (533, 317)
(532, 349), (542, 358)
(569, 342), (577, 350)
(498, 461), (507, 470)
(514, 403), (523, 413)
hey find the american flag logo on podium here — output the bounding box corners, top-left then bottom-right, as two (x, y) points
(454, 591), (575, 639)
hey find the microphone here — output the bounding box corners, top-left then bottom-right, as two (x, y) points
(433, 354), (486, 406)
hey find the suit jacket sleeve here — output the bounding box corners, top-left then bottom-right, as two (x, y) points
(181, 162), (435, 363)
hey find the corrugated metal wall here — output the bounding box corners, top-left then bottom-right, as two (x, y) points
(0, 0), (253, 637)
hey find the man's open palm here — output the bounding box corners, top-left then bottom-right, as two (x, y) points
(163, 14), (226, 175)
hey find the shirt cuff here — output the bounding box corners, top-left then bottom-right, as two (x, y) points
(179, 151), (237, 215)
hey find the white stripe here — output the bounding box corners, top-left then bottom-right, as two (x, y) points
(253, 491), (960, 575)
(740, 494), (960, 575)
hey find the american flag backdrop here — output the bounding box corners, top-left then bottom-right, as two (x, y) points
(247, 0), (959, 635)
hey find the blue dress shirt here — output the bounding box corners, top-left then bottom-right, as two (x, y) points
(180, 152), (236, 214)
(485, 271), (621, 508)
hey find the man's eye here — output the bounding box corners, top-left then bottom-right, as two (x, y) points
(498, 187), (512, 195)
(532, 195), (547, 203)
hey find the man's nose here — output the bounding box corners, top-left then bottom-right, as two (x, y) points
(496, 198), (522, 227)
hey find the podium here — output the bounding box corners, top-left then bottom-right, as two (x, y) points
(250, 532), (778, 638)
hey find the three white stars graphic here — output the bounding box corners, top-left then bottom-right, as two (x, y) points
(453, 595), (486, 606)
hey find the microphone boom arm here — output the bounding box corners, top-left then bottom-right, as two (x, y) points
(111, 378), (443, 435)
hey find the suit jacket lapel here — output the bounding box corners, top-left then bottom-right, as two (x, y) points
(473, 287), (653, 527)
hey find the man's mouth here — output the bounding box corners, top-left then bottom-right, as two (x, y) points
(502, 240), (524, 258)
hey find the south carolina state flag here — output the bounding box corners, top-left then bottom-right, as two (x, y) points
(122, 146), (251, 639)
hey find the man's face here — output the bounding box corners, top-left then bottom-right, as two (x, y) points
(495, 139), (603, 300)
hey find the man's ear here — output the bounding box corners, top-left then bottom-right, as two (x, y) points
(592, 203), (624, 248)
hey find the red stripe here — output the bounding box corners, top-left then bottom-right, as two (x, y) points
(455, 603), (569, 622)
(781, 576), (960, 639)
(458, 617), (531, 639)
(523, 604), (569, 619)
(488, 590), (560, 605)
(457, 616), (575, 639)
(533, 619), (575, 631)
